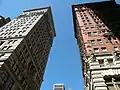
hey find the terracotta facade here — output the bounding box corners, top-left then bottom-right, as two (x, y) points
(72, 0), (120, 90)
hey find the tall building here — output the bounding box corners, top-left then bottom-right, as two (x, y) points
(0, 16), (11, 27)
(0, 7), (55, 90)
(72, 0), (120, 90)
(53, 84), (65, 90)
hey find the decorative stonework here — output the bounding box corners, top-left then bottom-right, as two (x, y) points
(102, 69), (120, 76)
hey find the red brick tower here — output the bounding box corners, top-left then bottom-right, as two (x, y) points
(72, 0), (120, 90)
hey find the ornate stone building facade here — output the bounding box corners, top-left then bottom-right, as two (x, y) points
(72, 0), (120, 90)
(0, 7), (55, 90)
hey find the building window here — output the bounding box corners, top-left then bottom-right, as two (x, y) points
(81, 17), (84, 20)
(8, 40), (13, 44)
(13, 64), (17, 71)
(93, 48), (99, 53)
(91, 27), (94, 29)
(87, 45), (91, 48)
(84, 23), (87, 25)
(105, 77), (120, 90)
(93, 31), (97, 36)
(0, 41), (5, 46)
(113, 37), (116, 40)
(88, 32), (91, 36)
(18, 72), (23, 81)
(5, 79), (14, 90)
(0, 53), (5, 57)
(10, 58), (15, 68)
(86, 17), (88, 19)
(7, 46), (12, 50)
(89, 23), (92, 25)
(97, 39), (103, 44)
(101, 47), (107, 52)
(87, 20), (90, 22)
(98, 31), (101, 34)
(90, 40), (95, 45)
(22, 30), (26, 33)
(15, 68), (20, 75)
(114, 47), (119, 51)
(85, 27), (89, 29)
(2, 46), (7, 50)
(0, 71), (8, 84)
(22, 80), (27, 87)
(11, 84), (20, 90)
(13, 40), (17, 43)
(98, 59), (104, 67)
(25, 85), (29, 90)
(107, 59), (113, 66)
(115, 41), (119, 44)
(83, 20), (85, 22)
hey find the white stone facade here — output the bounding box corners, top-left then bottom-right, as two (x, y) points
(87, 52), (120, 90)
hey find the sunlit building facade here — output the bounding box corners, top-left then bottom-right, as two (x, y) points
(72, 0), (120, 90)
(0, 7), (55, 90)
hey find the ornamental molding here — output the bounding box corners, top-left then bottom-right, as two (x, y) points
(102, 69), (120, 76)
(17, 11), (44, 18)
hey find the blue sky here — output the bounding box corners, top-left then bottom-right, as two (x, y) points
(1, 0), (120, 90)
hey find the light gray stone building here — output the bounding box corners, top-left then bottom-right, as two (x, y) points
(53, 84), (65, 90)
(0, 7), (55, 90)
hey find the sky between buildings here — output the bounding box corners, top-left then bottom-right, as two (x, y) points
(0, 0), (120, 90)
